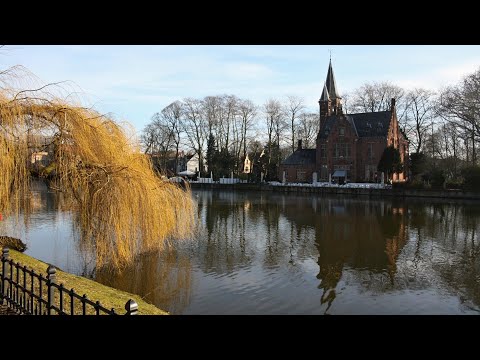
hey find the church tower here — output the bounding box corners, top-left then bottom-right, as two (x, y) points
(318, 59), (342, 128)
(319, 82), (330, 129)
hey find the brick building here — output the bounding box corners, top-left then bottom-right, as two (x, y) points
(280, 60), (409, 183)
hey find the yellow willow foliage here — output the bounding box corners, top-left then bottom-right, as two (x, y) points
(0, 83), (194, 268)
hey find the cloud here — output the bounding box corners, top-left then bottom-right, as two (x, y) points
(3, 45), (480, 134)
(222, 62), (274, 80)
(436, 59), (480, 82)
(395, 58), (480, 91)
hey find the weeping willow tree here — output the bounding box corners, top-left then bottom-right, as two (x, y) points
(0, 65), (195, 268)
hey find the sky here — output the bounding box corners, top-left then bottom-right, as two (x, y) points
(1, 45), (480, 135)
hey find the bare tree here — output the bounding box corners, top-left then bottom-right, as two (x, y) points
(182, 97), (207, 174)
(342, 93), (351, 114)
(162, 101), (184, 173)
(231, 98), (256, 172)
(404, 88), (436, 154)
(202, 95), (238, 153)
(221, 95), (238, 152)
(445, 122), (463, 167)
(297, 112), (320, 148)
(238, 99), (257, 159)
(437, 68), (480, 165)
(285, 96), (305, 153)
(202, 95), (222, 141)
(263, 99), (286, 179)
(436, 122), (464, 178)
(141, 122), (158, 155)
(141, 112), (174, 172)
(349, 81), (405, 113)
(273, 108), (288, 151)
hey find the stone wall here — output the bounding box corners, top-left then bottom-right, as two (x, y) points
(189, 182), (480, 201)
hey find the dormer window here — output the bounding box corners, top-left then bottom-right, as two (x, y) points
(339, 127), (345, 136)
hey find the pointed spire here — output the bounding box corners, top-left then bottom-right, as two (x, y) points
(325, 59), (341, 99)
(320, 82), (330, 102)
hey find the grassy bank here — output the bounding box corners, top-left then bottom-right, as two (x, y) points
(1, 248), (168, 315)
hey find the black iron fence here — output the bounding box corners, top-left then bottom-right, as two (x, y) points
(0, 247), (138, 315)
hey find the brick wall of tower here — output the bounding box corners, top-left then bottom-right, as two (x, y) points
(319, 100), (330, 128)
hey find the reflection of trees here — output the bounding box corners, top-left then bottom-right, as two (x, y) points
(79, 191), (480, 313)
(198, 191), (256, 273)
(1, 180), (62, 234)
(3, 183), (193, 314)
(196, 191), (319, 272)
(0, 180), (69, 244)
(405, 200), (480, 309)
(13, 185), (480, 314)
(194, 191), (410, 313)
(95, 248), (192, 315)
(263, 198), (283, 268)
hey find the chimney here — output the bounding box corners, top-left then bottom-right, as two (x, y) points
(297, 139), (302, 150)
(391, 98), (396, 110)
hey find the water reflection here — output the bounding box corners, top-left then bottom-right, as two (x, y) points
(2, 184), (480, 314)
(96, 247), (193, 315)
(307, 200), (408, 313)
(189, 191), (480, 314)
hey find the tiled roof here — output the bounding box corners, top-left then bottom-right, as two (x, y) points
(318, 111), (392, 139)
(282, 149), (316, 165)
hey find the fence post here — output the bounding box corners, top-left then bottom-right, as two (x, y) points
(125, 299), (138, 315)
(1, 248), (9, 304)
(46, 265), (56, 315)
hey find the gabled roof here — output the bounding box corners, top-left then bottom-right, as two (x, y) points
(318, 111), (392, 139)
(281, 149), (316, 165)
(318, 116), (336, 139)
(185, 153), (196, 161)
(348, 111), (392, 137)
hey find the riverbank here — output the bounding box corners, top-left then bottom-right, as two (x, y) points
(189, 182), (480, 200)
(0, 248), (168, 315)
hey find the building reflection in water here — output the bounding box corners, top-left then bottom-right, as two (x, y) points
(194, 191), (410, 313)
(310, 199), (407, 313)
(76, 193), (480, 313)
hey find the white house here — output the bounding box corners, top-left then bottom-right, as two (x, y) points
(186, 153), (206, 173)
(243, 154), (252, 174)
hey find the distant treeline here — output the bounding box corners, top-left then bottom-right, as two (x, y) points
(143, 67), (480, 184)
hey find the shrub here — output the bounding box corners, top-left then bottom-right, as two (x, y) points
(461, 166), (480, 191)
(408, 179), (426, 189)
(445, 180), (462, 190)
(429, 169), (446, 189)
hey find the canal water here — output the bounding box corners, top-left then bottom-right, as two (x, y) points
(1, 183), (479, 314)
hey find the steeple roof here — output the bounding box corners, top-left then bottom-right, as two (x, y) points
(325, 59), (341, 99)
(320, 82), (330, 101)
